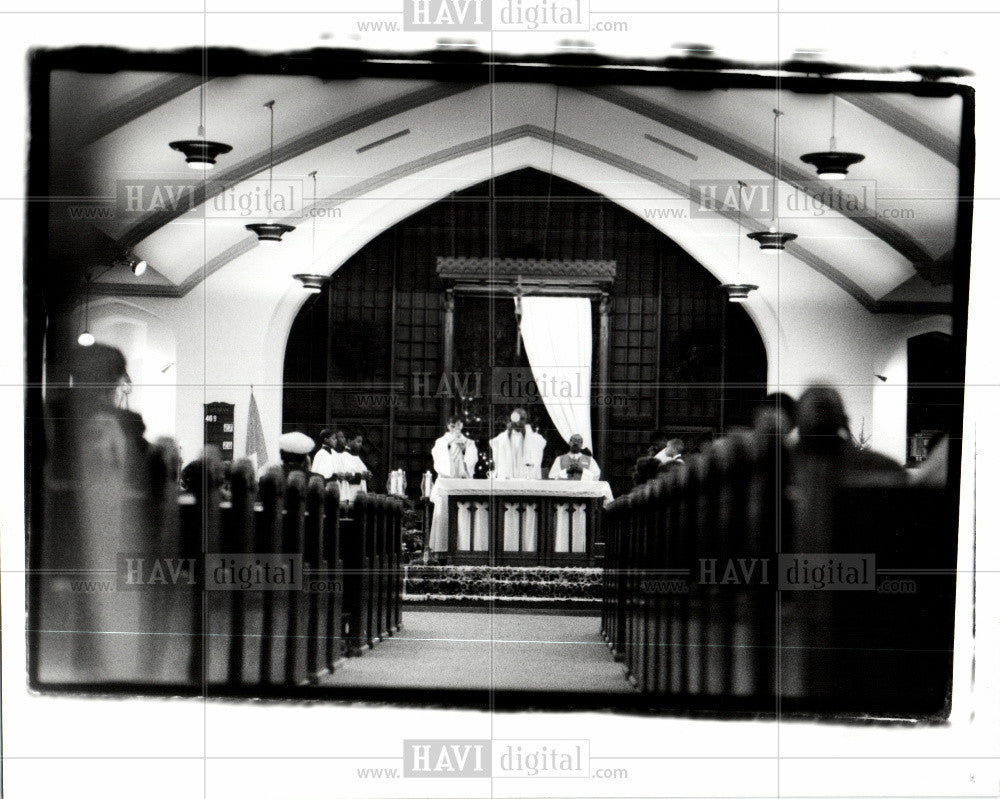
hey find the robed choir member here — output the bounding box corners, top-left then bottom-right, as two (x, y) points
(549, 433), (601, 480)
(343, 433), (371, 479)
(311, 429), (347, 480)
(341, 431), (371, 503)
(432, 416), (478, 479)
(312, 430), (369, 503)
(489, 408), (546, 480)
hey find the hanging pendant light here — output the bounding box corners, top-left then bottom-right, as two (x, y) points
(748, 109), (797, 253)
(721, 181), (758, 303)
(719, 284), (758, 303)
(246, 100), (295, 245)
(113, 252), (147, 276)
(746, 229), (797, 251)
(247, 221), (295, 244)
(294, 171), (326, 294)
(169, 80), (232, 170)
(293, 274), (325, 293)
(800, 96), (864, 180)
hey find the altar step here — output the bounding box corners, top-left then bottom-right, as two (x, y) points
(403, 564), (602, 607)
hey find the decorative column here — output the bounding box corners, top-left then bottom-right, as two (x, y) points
(440, 288), (455, 430)
(597, 291), (611, 468)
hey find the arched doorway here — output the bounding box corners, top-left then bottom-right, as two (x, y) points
(283, 168), (768, 496)
(907, 330), (955, 464)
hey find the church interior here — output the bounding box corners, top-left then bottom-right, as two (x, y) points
(25, 46), (970, 716)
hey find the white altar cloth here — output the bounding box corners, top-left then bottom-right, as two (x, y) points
(427, 478), (614, 553)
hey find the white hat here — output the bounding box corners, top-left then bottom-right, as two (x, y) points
(279, 431), (315, 455)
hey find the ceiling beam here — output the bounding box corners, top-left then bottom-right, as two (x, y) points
(838, 93), (959, 166)
(81, 74), (205, 146)
(117, 82), (478, 251)
(581, 86), (941, 284)
(104, 121), (879, 310)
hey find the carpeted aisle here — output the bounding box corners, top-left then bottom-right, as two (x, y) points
(320, 609), (632, 693)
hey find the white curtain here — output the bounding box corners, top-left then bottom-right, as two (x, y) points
(518, 296), (594, 451)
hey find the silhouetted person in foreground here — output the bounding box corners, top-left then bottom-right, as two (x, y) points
(790, 384), (905, 548)
(631, 437), (687, 488)
(752, 391), (797, 443)
(42, 343), (154, 681)
(653, 438), (686, 471)
(47, 343), (149, 483)
(782, 383), (907, 698)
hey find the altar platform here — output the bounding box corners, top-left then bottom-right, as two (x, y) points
(429, 478), (614, 566)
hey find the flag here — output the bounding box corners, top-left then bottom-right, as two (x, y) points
(246, 391), (268, 472)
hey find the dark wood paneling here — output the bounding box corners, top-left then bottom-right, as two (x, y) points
(283, 168), (767, 497)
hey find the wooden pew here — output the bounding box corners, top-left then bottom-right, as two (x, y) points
(371, 495), (388, 643)
(255, 467), (285, 685)
(387, 496), (403, 634)
(322, 482), (346, 671)
(178, 449), (223, 687)
(342, 494), (372, 656)
(601, 430), (956, 716)
(34, 443), (398, 694)
(304, 475), (329, 683)
(282, 472), (309, 686)
(219, 460), (257, 686)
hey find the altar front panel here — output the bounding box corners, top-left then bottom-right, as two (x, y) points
(433, 478), (612, 566)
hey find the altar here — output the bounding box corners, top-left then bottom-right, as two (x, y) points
(429, 478), (614, 565)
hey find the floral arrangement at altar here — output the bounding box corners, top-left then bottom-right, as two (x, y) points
(403, 564), (602, 605)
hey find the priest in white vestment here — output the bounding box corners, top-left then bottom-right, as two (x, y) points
(427, 417), (479, 559)
(431, 416), (478, 479)
(549, 433), (601, 480)
(489, 408), (546, 480)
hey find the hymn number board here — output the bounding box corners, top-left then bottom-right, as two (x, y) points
(205, 402), (235, 462)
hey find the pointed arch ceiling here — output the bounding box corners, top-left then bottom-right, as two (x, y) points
(49, 68), (963, 310)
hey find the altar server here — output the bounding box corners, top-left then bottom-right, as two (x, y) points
(340, 430), (371, 503)
(311, 429), (343, 480)
(313, 429), (367, 503)
(489, 408), (546, 479)
(549, 433), (601, 480)
(432, 416), (478, 479)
